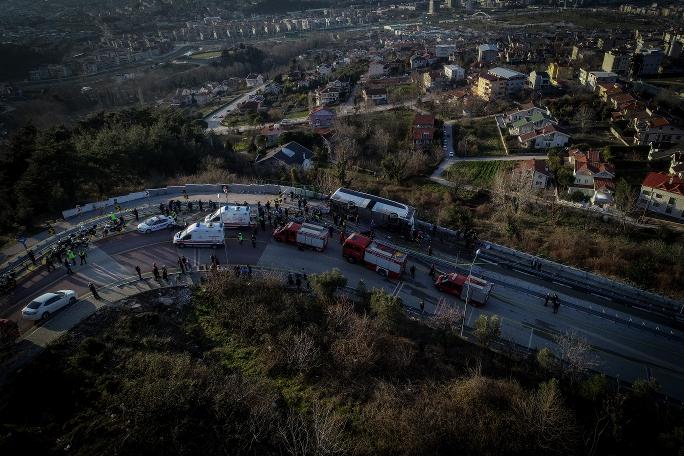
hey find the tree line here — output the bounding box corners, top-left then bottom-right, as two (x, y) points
(0, 107), (225, 232)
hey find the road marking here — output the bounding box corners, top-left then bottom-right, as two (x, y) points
(91, 263), (124, 282)
(552, 281), (573, 289)
(114, 240), (171, 256)
(590, 292), (613, 301)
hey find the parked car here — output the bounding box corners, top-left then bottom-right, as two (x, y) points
(22, 290), (78, 320)
(137, 215), (175, 234)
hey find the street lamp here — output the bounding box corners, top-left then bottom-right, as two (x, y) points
(461, 248), (481, 337)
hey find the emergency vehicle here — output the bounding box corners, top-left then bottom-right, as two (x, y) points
(173, 222), (224, 248)
(204, 205), (252, 228)
(434, 273), (493, 307)
(273, 222), (329, 251)
(342, 233), (407, 278)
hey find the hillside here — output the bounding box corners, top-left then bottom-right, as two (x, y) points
(0, 272), (682, 455)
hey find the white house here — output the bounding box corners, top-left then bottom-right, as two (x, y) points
(518, 124), (570, 149)
(443, 64), (465, 81)
(567, 149), (616, 204)
(515, 159), (553, 189)
(639, 172), (684, 219)
(245, 73), (264, 87)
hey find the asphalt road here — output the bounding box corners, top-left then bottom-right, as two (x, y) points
(3, 215), (684, 400)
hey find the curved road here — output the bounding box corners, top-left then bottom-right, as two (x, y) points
(2, 211), (684, 400)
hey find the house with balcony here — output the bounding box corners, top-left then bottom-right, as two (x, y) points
(518, 124), (570, 150)
(633, 115), (684, 146)
(413, 114), (435, 149)
(566, 149), (616, 205)
(639, 172), (684, 220)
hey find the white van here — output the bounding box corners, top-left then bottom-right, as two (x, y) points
(173, 222), (224, 248)
(204, 205), (252, 228)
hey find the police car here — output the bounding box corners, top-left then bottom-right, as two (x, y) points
(137, 215), (175, 234)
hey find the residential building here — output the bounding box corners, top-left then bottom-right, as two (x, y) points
(259, 124), (284, 146)
(255, 141), (313, 170)
(309, 106), (336, 129)
(580, 70), (618, 91)
(518, 125), (570, 150)
(633, 48), (663, 76)
(601, 50), (631, 76)
(478, 44), (498, 63)
(316, 64), (333, 76)
(489, 67), (526, 92)
(362, 86), (388, 104)
(444, 64), (465, 81)
(435, 44), (458, 58)
(633, 116), (684, 146)
(567, 149), (616, 205)
(639, 172), (684, 219)
(245, 73), (264, 87)
(547, 62), (573, 83)
(476, 73), (506, 101)
(515, 159), (553, 189)
(528, 70), (551, 93)
(506, 106), (556, 136)
(410, 54), (429, 69)
(413, 114), (435, 148)
(315, 86), (341, 106)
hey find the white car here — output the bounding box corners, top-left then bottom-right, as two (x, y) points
(22, 290), (78, 320)
(137, 215), (175, 234)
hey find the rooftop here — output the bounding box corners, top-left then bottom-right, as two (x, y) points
(488, 67), (525, 80)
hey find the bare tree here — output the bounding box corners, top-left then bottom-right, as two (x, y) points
(555, 330), (598, 381)
(515, 379), (577, 454)
(280, 328), (321, 375)
(310, 401), (348, 455)
(575, 104), (594, 133)
(371, 128), (392, 157)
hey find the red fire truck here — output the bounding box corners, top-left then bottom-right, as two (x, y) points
(273, 222), (329, 251)
(342, 233), (407, 278)
(434, 273), (493, 307)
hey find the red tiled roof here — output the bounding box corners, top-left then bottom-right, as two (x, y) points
(649, 116), (670, 127)
(414, 114), (435, 126)
(594, 177), (615, 191)
(642, 172), (684, 196)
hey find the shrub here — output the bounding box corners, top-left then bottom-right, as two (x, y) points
(310, 268), (347, 302)
(369, 290), (404, 334)
(473, 314), (501, 348)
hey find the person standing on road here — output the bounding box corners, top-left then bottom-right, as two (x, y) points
(428, 244), (433, 256)
(177, 257), (185, 274)
(410, 265), (416, 279)
(45, 254), (54, 272)
(79, 249), (87, 265)
(67, 249), (77, 266)
(544, 293), (551, 307)
(259, 216), (265, 232)
(552, 294), (560, 314)
(162, 266), (168, 281)
(238, 232), (244, 246)
(89, 282), (101, 300)
(28, 249), (36, 266)
(133, 208), (139, 221)
(429, 263), (436, 278)
(153, 263), (160, 280)
(251, 233), (257, 248)
(419, 298), (425, 314)
(198, 200), (203, 211)
(64, 258), (73, 275)
(135, 265), (142, 280)
(182, 256), (189, 272)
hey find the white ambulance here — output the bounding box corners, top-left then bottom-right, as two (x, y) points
(204, 205), (252, 228)
(173, 222), (225, 248)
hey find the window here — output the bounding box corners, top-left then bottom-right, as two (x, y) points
(655, 193), (662, 199)
(668, 197), (676, 205)
(46, 296), (61, 305)
(182, 234), (192, 240)
(642, 190), (651, 196)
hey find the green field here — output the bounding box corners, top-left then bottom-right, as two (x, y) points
(445, 161), (514, 188)
(453, 117), (505, 157)
(190, 50), (222, 60)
